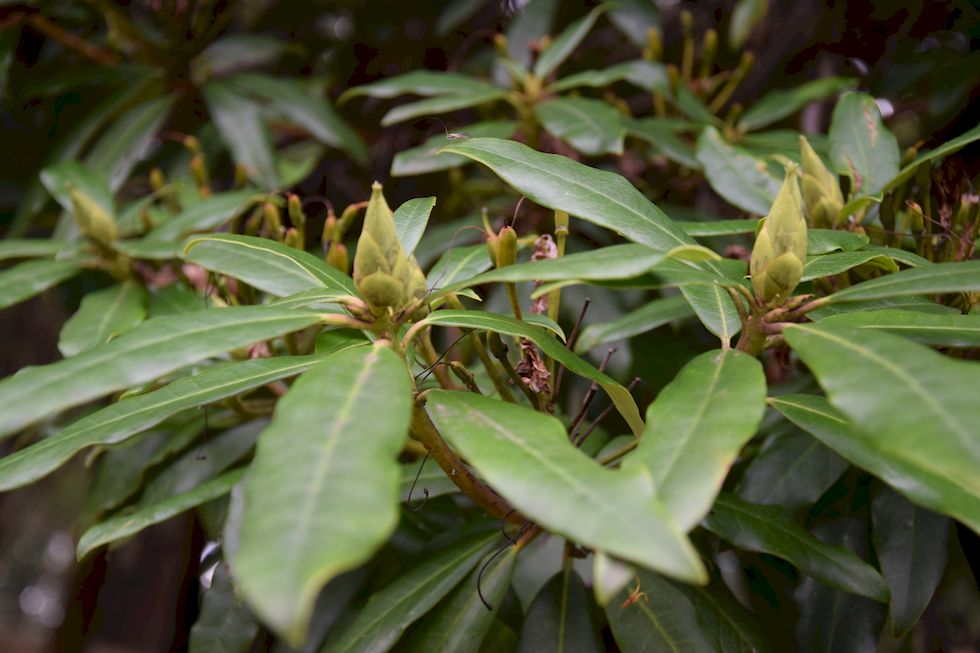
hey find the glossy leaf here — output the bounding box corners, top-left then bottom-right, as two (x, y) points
(771, 394), (980, 534)
(806, 228), (870, 255)
(739, 77), (856, 131)
(533, 3), (613, 78)
(677, 219), (756, 237)
(184, 234), (356, 297)
(142, 189), (259, 242)
(818, 309), (980, 347)
(381, 91), (508, 127)
(77, 468), (244, 559)
(575, 296), (693, 353)
(426, 243), (493, 289)
(0, 307), (320, 440)
(627, 118), (699, 169)
(0, 258), (83, 311)
(420, 312), (643, 435)
(233, 344), (412, 646)
(535, 97), (624, 155)
(672, 575), (772, 653)
(426, 391), (705, 581)
(392, 197), (436, 256)
(826, 259), (980, 303)
(626, 349), (766, 530)
(516, 568), (601, 653)
(864, 245), (930, 267)
(398, 459), (457, 502)
(829, 92), (899, 197)
(58, 281), (147, 357)
(704, 494), (889, 602)
(883, 123), (980, 192)
(873, 487), (949, 636)
(340, 71), (502, 102)
(321, 531), (499, 652)
(204, 81), (278, 189)
(391, 122), (516, 177)
(801, 251), (897, 282)
(680, 283), (742, 342)
(189, 564), (259, 653)
(783, 323), (980, 495)
(697, 127), (781, 215)
(549, 60), (668, 93)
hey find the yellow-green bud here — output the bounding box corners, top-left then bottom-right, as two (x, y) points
(326, 242), (349, 273)
(149, 168), (165, 192)
(283, 227), (302, 249)
(800, 136), (843, 227)
(496, 226), (518, 268)
(750, 168), (807, 305)
(287, 194), (304, 230)
(322, 212), (337, 243)
(359, 272), (403, 309)
(68, 184), (117, 247)
(190, 154), (210, 193)
(263, 202), (283, 237)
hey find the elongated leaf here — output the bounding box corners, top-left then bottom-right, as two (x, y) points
(883, 123), (980, 192)
(426, 392), (705, 581)
(864, 245), (930, 268)
(627, 118), (700, 169)
(0, 258), (83, 311)
(193, 34), (287, 80)
(40, 160), (114, 219)
(534, 3), (613, 78)
(873, 487), (948, 636)
(808, 295), (956, 320)
(784, 323), (980, 494)
(204, 81), (278, 189)
(184, 234), (356, 297)
(234, 344), (412, 646)
(381, 91), (508, 127)
(697, 127), (781, 214)
(321, 531), (499, 653)
(0, 307), (320, 439)
(426, 243), (493, 289)
(673, 86), (717, 125)
(392, 122), (517, 177)
(739, 77), (857, 131)
(728, 0), (767, 48)
(0, 240), (73, 261)
(606, 569), (714, 653)
(517, 568), (601, 653)
(142, 190), (259, 242)
(549, 60), (668, 93)
(818, 309), (980, 347)
(705, 494), (889, 601)
(677, 219), (756, 237)
(807, 228), (870, 255)
(404, 547), (518, 653)
(680, 283), (742, 342)
(393, 197), (436, 256)
(576, 296), (693, 353)
(672, 574), (772, 653)
(78, 468), (244, 559)
(398, 459), (457, 502)
(771, 394), (980, 534)
(340, 71), (502, 102)
(829, 92), (899, 197)
(0, 356), (320, 491)
(626, 349), (765, 530)
(419, 312), (643, 435)
(189, 564), (259, 653)
(535, 97), (624, 155)
(58, 281), (147, 357)
(826, 259), (980, 303)
(801, 251), (897, 282)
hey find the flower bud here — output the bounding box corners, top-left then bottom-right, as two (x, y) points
(750, 168), (807, 305)
(69, 183), (117, 247)
(287, 194), (305, 230)
(326, 242), (349, 274)
(495, 226), (518, 268)
(800, 136), (843, 227)
(283, 227), (302, 249)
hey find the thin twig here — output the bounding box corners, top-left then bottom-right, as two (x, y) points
(552, 299), (591, 403)
(573, 377), (641, 447)
(567, 348), (616, 439)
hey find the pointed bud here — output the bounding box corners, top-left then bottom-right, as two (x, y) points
(283, 227), (302, 249)
(322, 212), (337, 243)
(799, 136), (843, 227)
(750, 168), (807, 305)
(496, 226), (518, 269)
(287, 194), (304, 230)
(353, 182), (414, 313)
(326, 242), (349, 274)
(69, 184), (118, 247)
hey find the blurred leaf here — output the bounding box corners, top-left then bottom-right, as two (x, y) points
(0, 307), (320, 440)
(627, 349), (766, 530)
(398, 459), (457, 502)
(535, 97), (624, 155)
(321, 531), (500, 652)
(0, 240), (73, 261)
(58, 281), (147, 357)
(204, 81), (278, 189)
(426, 391), (705, 581)
(826, 259), (980, 303)
(77, 468), (244, 559)
(608, 0), (660, 47)
(672, 574), (772, 653)
(818, 309), (980, 347)
(829, 92), (899, 197)
(189, 564), (259, 653)
(680, 283), (742, 342)
(872, 487), (949, 636)
(673, 86), (717, 125)
(576, 296), (693, 353)
(503, 0), (559, 75)
(801, 251), (897, 281)
(549, 60), (668, 93)
(729, 0), (768, 48)
(436, 0), (488, 35)
(0, 258), (83, 311)
(740, 77), (857, 131)
(697, 127), (781, 215)
(192, 34), (288, 82)
(627, 118), (700, 169)
(392, 122), (516, 177)
(516, 567), (601, 653)
(141, 190), (259, 242)
(534, 3), (614, 78)
(393, 197), (436, 256)
(705, 494), (889, 602)
(40, 160), (114, 220)
(381, 90), (508, 127)
(277, 141), (325, 187)
(184, 234), (356, 297)
(234, 344), (412, 646)
(883, 123), (980, 192)
(340, 71), (502, 102)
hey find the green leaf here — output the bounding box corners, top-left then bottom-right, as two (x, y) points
(826, 259), (980, 303)
(606, 569), (715, 653)
(204, 81), (278, 189)
(873, 487), (949, 636)
(672, 86), (717, 125)
(770, 394), (980, 535)
(783, 323), (980, 497)
(806, 228), (870, 255)
(807, 294), (955, 320)
(440, 138), (695, 252)
(0, 240), (73, 262)
(680, 283), (742, 342)
(393, 197), (436, 256)
(184, 234), (356, 297)
(404, 547), (518, 653)
(0, 307), (320, 440)
(626, 349), (766, 530)
(420, 312), (643, 435)
(829, 92), (899, 197)
(426, 391), (705, 581)
(426, 243), (493, 289)
(801, 251), (897, 282)
(737, 428), (848, 513)
(864, 245), (931, 268)
(391, 122), (516, 177)
(398, 459), (457, 502)
(677, 219), (756, 237)
(340, 71), (502, 102)
(40, 160), (114, 220)
(503, 0), (558, 74)
(672, 575), (773, 653)
(517, 568), (601, 653)
(608, 0), (660, 47)
(535, 97), (624, 156)
(704, 494), (890, 602)
(233, 344), (412, 646)
(728, 0), (768, 48)
(321, 531), (500, 652)
(77, 468), (243, 559)
(142, 190), (260, 243)
(381, 90), (508, 127)
(627, 118), (700, 169)
(58, 281), (147, 357)
(818, 309), (980, 347)
(0, 258), (83, 311)
(189, 564), (259, 653)
(575, 296), (693, 353)
(548, 60), (668, 93)
(272, 289), (357, 310)
(883, 123), (980, 192)
(0, 356), (320, 492)
(696, 127), (781, 215)
(533, 3), (614, 78)
(740, 77), (856, 131)
(192, 34), (287, 81)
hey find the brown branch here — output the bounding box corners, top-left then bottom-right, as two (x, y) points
(26, 14), (120, 67)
